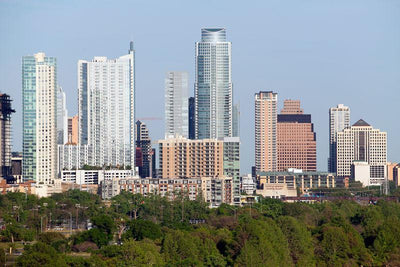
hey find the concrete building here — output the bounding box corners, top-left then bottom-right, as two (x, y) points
(195, 28), (233, 139)
(56, 87), (68, 145)
(351, 161), (386, 186)
(67, 115), (78, 145)
(61, 169), (134, 185)
(158, 137), (224, 179)
(386, 162), (398, 181)
(57, 144), (93, 175)
(0, 94), (15, 182)
(277, 100), (316, 171)
(257, 169), (336, 197)
(336, 119), (387, 179)
(165, 71), (188, 138)
(329, 104), (350, 173)
(100, 176), (233, 207)
(241, 174), (256, 195)
(255, 91), (277, 172)
(22, 52), (58, 195)
(11, 153), (23, 183)
(233, 103), (240, 137)
(394, 164), (400, 187)
(78, 42), (135, 169)
(135, 120), (155, 178)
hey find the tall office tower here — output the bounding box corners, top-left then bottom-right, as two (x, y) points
(336, 119), (387, 177)
(56, 87), (68, 145)
(0, 94), (15, 181)
(165, 71), (188, 138)
(195, 28), (232, 139)
(22, 52), (57, 184)
(277, 100), (316, 171)
(255, 91), (277, 172)
(158, 137), (224, 178)
(78, 42), (135, 168)
(328, 104), (350, 173)
(67, 115), (78, 144)
(188, 97), (195, 139)
(135, 120), (155, 177)
(223, 137), (240, 203)
(232, 103), (240, 137)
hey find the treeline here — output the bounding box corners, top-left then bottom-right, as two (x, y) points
(1, 190), (400, 266)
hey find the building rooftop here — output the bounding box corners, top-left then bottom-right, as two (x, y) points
(352, 119), (370, 127)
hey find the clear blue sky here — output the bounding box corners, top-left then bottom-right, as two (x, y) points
(1, 0), (399, 173)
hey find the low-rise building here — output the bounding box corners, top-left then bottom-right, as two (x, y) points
(256, 169), (336, 198)
(351, 161), (386, 186)
(61, 169), (135, 185)
(241, 174), (256, 195)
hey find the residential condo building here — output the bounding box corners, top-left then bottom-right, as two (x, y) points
(78, 42), (135, 169)
(329, 104), (350, 173)
(67, 115), (78, 144)
(0, 94), (15, 181)
(195, 28), (233, 139)
(135, 120), (155, 178)
(255, 91), (277, 172)
(56, 87), (68, 145)
(165, 71), (188, 138)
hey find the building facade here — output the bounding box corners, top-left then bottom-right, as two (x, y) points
(195, 28), (232, 139)
(61, 169), (134, 185)
(188, 97), (195, 139)
(78, 43), (135, 168)
(67, 115), (78, 144)
(158, 137), (224, 179)
(277, 100), (316, 171)
(22, 53), (57, 186)
(0, 94), (15, 181)
(255, 91), (277, 172)
(336, 119), (387, 178)
(57, 144), (93, 175)
(329, 104), (350, 173)
(56, 87), (68, 145)
(165, 71), (188, 138)
(223, 137), (240, 203)
(232, 103), (240, 137)
(135, 120), (155, 178)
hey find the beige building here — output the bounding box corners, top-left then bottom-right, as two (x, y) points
(336, 119), (387, 178)
(255, 91), (277, 172)
(67, 115), (78, 145)
(386, 162), (398, 181)
(158, 137), (224, 178)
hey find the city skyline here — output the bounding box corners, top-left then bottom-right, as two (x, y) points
(1, 0), (399, 173)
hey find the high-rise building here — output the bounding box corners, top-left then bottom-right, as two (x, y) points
(158, 137), (224, 179)
(56, 87), (68, 145)
(188, 97), (195, 139)
(233, 103), (240, 137)
(165, 71), (188, 138)
(329, 104), (350, 173)
(255, 91), (277, 172)
(67, 115), (78, 145)
(195, 28), (232, 139)
(135, 120), (155, 178)
(223, 137), (240, 203)
(22, 52), (58, 185)
(337, 119), (387, 178)
(78, 42), (135, 168)
(0, 94), (15, 181)
(277, 100), (316, 171)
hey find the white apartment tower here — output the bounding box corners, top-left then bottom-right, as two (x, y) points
(336, 119), (387, 177)
(195, 28), (233, 139)
(164, 71), (188, 138)
(255, 91), (278, 172)
(78, 43), (135, 169)
(22, 52), (57, 185)
(328, 104), (350, 173)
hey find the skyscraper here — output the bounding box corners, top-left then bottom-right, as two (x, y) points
(337, 119), (387, 178)
(232, 103), (240, 137)
(255, 91), (277, 172)
(67, 115), (78, 145)
(135, 120), (155, 178)
(329, 104), (350, 173)
(0, 94), (15, 181)
(277, 100), (316, 171)
(195, 28), (232, 139)
(165, 71), (188, 138)
(56, 87), (68, 145)
(188, 97), (195, 139)
(78, 42), (135, 168)
(22, 52), (57, 185)
(223, 137), (240, 203)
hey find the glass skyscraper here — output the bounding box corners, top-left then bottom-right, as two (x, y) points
(195, 28), (232, 139)
(22, 53), (57, 184)
(329, 104), (350, 173)
(78, 43), (135, 169)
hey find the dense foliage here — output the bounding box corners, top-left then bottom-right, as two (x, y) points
(1, 190), (400, 266)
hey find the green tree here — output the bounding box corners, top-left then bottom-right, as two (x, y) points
(16, 242), (68, 267)
(123, 219), (162, 241)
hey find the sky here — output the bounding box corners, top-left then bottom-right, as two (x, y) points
(1, 0), (399, 173)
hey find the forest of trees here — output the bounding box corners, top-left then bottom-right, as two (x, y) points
(1, 190), (400, 266)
